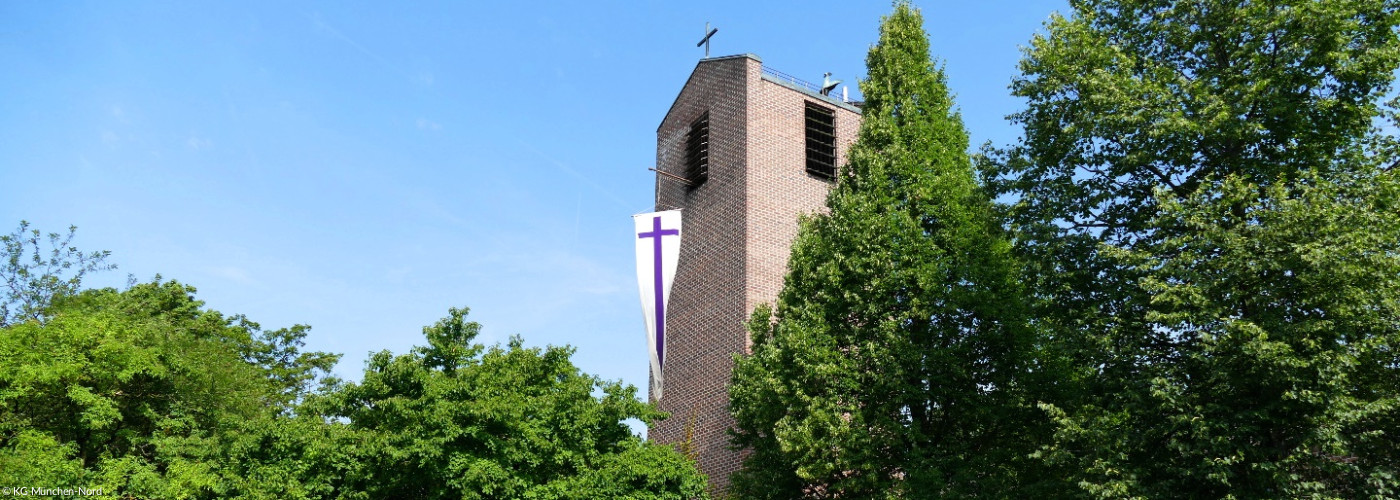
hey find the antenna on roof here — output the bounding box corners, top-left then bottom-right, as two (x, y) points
(697, 22), (719, 58)
(821, 72), (841, 96)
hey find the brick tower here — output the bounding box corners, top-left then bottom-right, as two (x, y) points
(650, 53), (861, 493)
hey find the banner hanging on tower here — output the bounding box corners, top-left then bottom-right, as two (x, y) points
(633, 210), (682, 400)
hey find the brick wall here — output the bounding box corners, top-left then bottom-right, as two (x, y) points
(651, 53), (860, 495)
(746, 76), (861, 335)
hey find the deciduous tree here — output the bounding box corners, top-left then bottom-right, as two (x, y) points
(729, 2), (1057, 497)
(0, 221), (115, 327)
(0, 279), (337, 497)
(302, 307), (709, 500)
(988, 0), (1400, 496)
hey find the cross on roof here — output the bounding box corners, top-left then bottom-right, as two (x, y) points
(696, 22), (718, 58)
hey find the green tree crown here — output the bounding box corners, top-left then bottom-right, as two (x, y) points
(729, 2), (1056, 497)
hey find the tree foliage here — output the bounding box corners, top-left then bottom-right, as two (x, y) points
(0, 279), (338, 497)
(296, 307), (709, 500)
(728, 2), (1058, 497)
(0, 269), (705, 498)
(986, 0), (1400, 496)
(0, 221), (115, 327)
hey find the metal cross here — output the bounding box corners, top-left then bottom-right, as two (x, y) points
(696, 22), (718, 58)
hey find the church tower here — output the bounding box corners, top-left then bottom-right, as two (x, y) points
(650, 53), (861, 493)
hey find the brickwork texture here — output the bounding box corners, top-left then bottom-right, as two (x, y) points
(650, 53), (860, 494)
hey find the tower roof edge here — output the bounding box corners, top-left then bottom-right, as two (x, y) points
(656, 54), (762, 133)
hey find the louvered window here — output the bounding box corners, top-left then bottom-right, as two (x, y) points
(805, 102), (837, 180)
(685, 112), (709, 187)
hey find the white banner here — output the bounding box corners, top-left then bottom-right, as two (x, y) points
(633, 210), (682, 400)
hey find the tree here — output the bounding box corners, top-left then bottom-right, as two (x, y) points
(2, 281), (707, 498)
(988, 0), (1400, 496)
(0, 221), (115, 327)
(0, 222), (705, 498)
(728, 2), (1059, 497)
(0, 279), (339, 498)
(299, 307), (709, 500)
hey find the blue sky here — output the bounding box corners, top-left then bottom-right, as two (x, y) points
(1, 1), (1067, 404)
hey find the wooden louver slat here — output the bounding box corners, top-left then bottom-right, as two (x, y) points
(805, 102), (836, 180)
(685, 112), (709, 187)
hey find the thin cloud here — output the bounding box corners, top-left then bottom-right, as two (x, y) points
(187, 137), (213, 150)
(517, 139), (633, 210)
(384, 266), (412, 283)
(416, 118), (442, 131)
(209, 266), (255, 285)
(309, 12), (396, 73)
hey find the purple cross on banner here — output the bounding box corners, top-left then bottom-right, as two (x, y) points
(633, 210), (682, 399)
(637, 216), (679, 366)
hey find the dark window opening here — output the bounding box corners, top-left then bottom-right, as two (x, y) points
(805, 102), (836, 180)
(685, 112), (709, 187)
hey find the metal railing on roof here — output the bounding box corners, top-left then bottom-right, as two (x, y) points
(761, 65), (861, 104)
(760, 66), (828, 96)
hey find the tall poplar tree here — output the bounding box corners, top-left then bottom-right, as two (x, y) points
(728, 3), (1058, 497)
(989, 0), (1400, 496)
